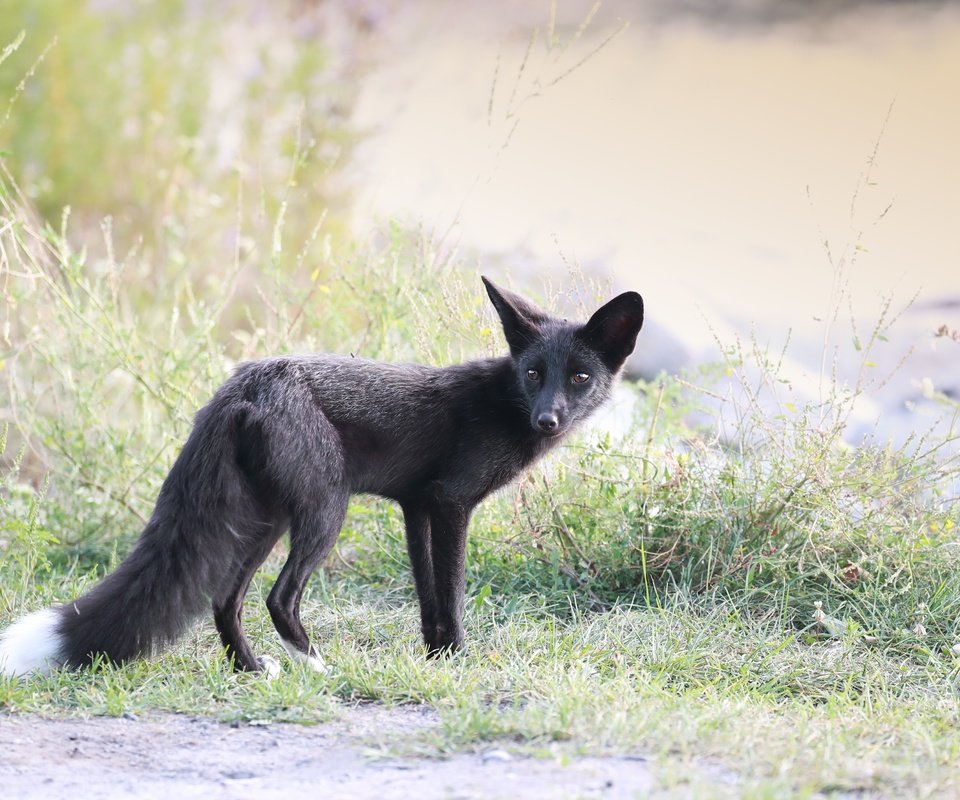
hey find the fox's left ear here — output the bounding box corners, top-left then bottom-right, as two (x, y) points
(576, 291), (644, 371)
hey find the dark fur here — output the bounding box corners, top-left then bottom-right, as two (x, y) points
(53, 278), (644, 670)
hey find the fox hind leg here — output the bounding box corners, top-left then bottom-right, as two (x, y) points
(266, 493), (348, 671)
(212, 523), (284, 673)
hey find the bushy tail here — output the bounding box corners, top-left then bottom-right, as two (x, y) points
(1, 391), (256, 677)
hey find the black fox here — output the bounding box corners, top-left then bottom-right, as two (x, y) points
(0, 278), (643, 676)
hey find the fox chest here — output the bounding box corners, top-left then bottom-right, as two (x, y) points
(441, 432), (553, 505)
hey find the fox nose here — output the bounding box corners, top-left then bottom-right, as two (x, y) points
(537, 412), (559, 433)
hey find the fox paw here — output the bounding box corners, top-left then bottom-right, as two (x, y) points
(256, 655), (281, 679)
(280, 639), (330, 673)
(423, 623), (464, 657)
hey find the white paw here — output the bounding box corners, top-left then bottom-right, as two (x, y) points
(256, 655), (281, 679)
(280, 639), (330, 673)
(302, 654), (330, 674)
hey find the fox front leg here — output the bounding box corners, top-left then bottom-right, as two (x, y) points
(425, 494), (471, 655)
(401, 503), (441, 649)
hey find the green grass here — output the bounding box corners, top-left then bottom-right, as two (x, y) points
(2, 3), (960, 797)
(0, 0), (351, 257)
(4, 575), (960, 796)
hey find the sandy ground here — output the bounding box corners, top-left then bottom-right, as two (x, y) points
(0, 705), (677, 799)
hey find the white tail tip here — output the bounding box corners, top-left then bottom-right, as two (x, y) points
(0, 608), (64, 677)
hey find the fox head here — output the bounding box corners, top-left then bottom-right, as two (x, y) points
(482, 277), (644, 438)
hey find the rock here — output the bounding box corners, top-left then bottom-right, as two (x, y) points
(481, 748), (513, 764)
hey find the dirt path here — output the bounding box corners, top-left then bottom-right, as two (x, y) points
(0, 706), (667, 799)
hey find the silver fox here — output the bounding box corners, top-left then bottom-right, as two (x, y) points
(0, 277), (643, 676)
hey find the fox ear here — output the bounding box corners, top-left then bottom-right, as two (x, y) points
(577, 291), (644, 371)
(482, 276), (550, 356)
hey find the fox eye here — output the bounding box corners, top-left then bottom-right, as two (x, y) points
(572, 372), (590, 384)
(526, 369), (540, 381)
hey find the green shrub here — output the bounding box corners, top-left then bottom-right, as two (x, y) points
(0, 0), (352, 279)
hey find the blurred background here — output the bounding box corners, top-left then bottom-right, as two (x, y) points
(1, 0), (958, 448)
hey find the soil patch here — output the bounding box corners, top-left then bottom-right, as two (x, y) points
(0, 705), (664, 799)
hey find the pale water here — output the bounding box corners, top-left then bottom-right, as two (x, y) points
(349, 0), (960, 445)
